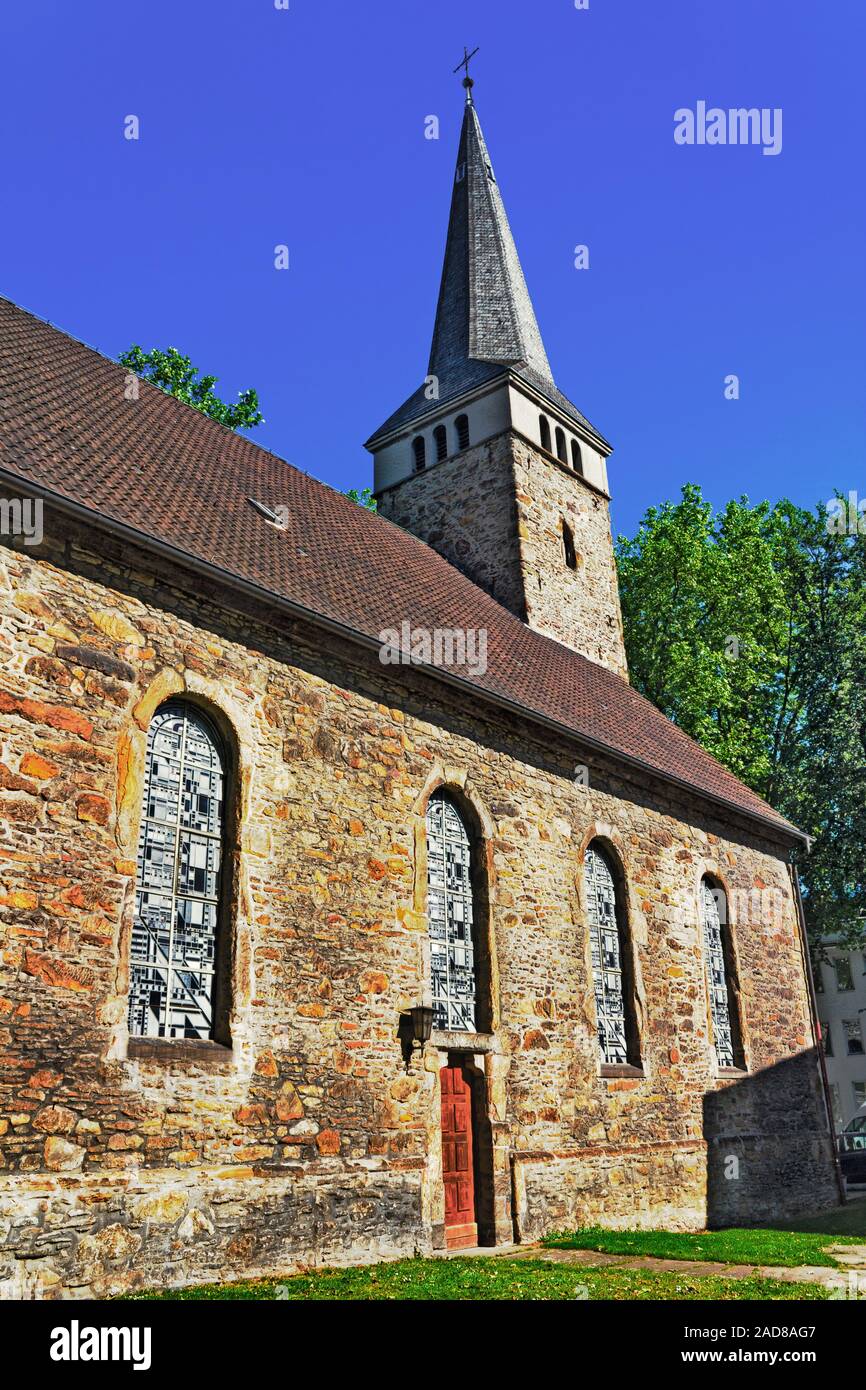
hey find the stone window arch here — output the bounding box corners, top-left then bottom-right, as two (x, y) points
(539, 414), (551, 453)
(128, 699), (232, 1042)
(701, 875), (745, 1069)
(412, 435), (426, 472)
(584, 840), (641, 1067)
(571, 439), (583, 475)
(455, 414), (470, 452)
(433, 424), (448, 462)
(425, 789), (491, 1032)
(555, 426), (568, 463)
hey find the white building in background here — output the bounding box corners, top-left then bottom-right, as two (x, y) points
(815, 941), (866, 1130)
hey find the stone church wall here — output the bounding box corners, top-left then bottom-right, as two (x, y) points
(0, 517), (838, 1297)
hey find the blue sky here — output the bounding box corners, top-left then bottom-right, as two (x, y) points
(1, 0), (863, 537)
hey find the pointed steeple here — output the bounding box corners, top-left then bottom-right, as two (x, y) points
(428, 89), (554, 389)
(365, 72), (604, 450)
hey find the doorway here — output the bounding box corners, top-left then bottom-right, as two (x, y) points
(439, 1053), (498, 1249)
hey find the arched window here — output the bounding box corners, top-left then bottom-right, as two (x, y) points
(571, 440), (583, 475)
(539, 414), (551, 453)
(455, 414), (470, 451)
(562, 519), (577, 570)
(585, 842), (640, 1067)
(426, 790), (478, 1031)
(433, 424), (448, 462)
(128, 701), (228, 1041)
(555, 426), (567, 463)
(412, 435), (426, 472)
(701, 877), (744, 1069)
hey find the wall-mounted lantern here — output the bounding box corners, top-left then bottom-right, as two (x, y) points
(399, 1003), (434, 1071)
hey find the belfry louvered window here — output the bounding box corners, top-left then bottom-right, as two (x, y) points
(426, 791), (477, 1031)
(128, 702), (226, 1040)
(701, 878), (742, 1069)
(585, 843), (636, 1066)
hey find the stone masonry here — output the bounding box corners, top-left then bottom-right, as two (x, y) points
(377, 430), (629, 679)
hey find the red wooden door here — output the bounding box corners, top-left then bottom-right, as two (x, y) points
(440, 1061), (477, 1249)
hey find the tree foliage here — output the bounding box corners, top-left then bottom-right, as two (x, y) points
(119, 345), (264, 431)
(345, 487), (377, 511)
(616, 484), (866, 947)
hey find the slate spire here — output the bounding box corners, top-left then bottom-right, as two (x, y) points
(366, 73), (601, 446)
(427, 85), (554, 390)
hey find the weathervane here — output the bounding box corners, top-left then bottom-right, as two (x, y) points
(453, 45), (480, 101)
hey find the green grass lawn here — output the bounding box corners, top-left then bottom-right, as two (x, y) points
(542, 1223), (864, 1268)
(121, 1255), (828, 1301)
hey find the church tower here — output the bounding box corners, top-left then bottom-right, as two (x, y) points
(366, 72), (628, 680)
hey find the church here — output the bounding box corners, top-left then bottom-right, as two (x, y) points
(0, 75), (839, 1297)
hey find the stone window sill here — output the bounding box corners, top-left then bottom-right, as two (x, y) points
(127, 1037), (234, 1069)
(600, 1063), (645, 1080)
(717, 1066), (749, 1079)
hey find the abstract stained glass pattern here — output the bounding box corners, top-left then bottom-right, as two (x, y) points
(128, 702), (225, 1039)
(585, 845), (628, 1065)
(702, 879), (736, 1069)
(426, 792), (477, 1031)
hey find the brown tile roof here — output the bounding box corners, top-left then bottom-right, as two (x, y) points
(0, 296), (801, 841)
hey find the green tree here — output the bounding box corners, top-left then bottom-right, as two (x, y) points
(119, 345), (264, 431)
(345, 487), (377, 511)
(616, 484), (866, 947)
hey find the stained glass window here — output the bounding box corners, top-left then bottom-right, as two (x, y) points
(426, 791), (476, 1031)
(702, 878), (738, 1069)
(585, 844), (629, 1065)
(128, 702), (226, 1040)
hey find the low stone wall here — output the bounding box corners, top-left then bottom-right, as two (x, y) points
(704, 1050), (839, 1227)
(0, 1162), (425, 1299)
(514, 1144), (707, 1241)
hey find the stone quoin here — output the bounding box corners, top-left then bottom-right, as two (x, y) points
(0, 76), (838, 1298)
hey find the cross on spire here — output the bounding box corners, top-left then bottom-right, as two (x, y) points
(453, 45), (479, 101)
